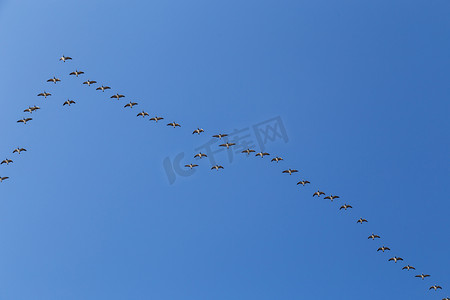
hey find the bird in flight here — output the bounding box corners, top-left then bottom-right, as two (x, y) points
(69, 70), (84, 77)
(271, 157), (283, 163)
(149, 116), (164, 122)
(368, 233), (381, 240)
(211, 165), (224, 170)
(429, 285), (442, 291)
(416, 274), (431, 280)
(47, 77), (61, 84)
(282, 169), (298, 175)
(17, 118), (32, 124)
(324, 195), (340, 201)
(96, 85), (111, 92)
(340, 204), (352, 210)
(192, 128), (204, 135)
(194, 153), (207, 159)
(137, 111), (149, 118)
(37, 91), (51, 98)
(111, 94), (125, 100)
(1, 159), (13, 165)
(185, 164), (199, 169)
(59, 55), (72, 62)
(402, 265), (415, 271)
(313, 190), (325, 197)
(219, 142), (236, 149)
(377, 246), (390, 252)
(24, 106), (37, 113)
(83, 80), (97, 86)
(297, 180), (310, 186)
(63, 100), (76, 106)
(388, 257), (403, 263)
(13, 147), (26, 154)
(31, 105), (40, 111)
(124, 102), (138, 108)
(0, 176), (9, 182)
(255, 152), (270, 158)
(357, 218), (368, 224)
(241, 149), (255, 155)
(167, 122), (181, 128)
(213, 134), (228, 139)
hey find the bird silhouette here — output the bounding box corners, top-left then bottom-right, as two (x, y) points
(402, 265), (415, 271)
(0, 176), (9, 182)
(149, 116), (164, 122)
(194, 153), (207, 159)
(377, 246), (390, 252)
(17, 118), (32, 124)
(137, 111), (149, 118)
(271, 157), (283, 162)
(340, 204), (352, 210)
(59, 55), (72, 62)
(69, 70), (84, 77)
(416, 274), (431, 280)
(297, 180), (310, 186)
(213, 134), (228, 139)
(282, 169), (298, 175)
(1, 159), (13, 165)
(388, 257), (403, 263)
(63, 100), (76, 106)
(96, 86), (111, 92)
(219, 142), (236, 149)
(185, 164), (199, 169)
(430, 285), (442, 291)
(313, 190), (325, 197)
(167, 122), (181, 128)
(124, 102), (138, 108)
(110, 94), (125, 100)
(255, 152), (270, 158)
(192, 128), (204, 135)
(83, 80), (97, 86)
(357, 218), (368, 224)
(211, 165), (224, 170)
(324, 195), (340, 201)
(368, 233), (381, 240)
(241, 149), (255, 155)
(47, 77), (61, 84)
(37, 91), (51, 98)
(13, 148), (26, 154)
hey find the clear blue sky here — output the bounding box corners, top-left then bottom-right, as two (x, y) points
(0, 0), (449, 299)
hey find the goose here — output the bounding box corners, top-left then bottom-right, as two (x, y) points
(213, 134), (228, 139)
(282, 169), (298, 175)
(402, 265), (415, 271)
(430, 285), (442, 291)
(47, 77), (61, 84)
(255, 152), (270, 158)
(83, 80), (97, 86)
(388, 257), (403, 263)
(63, 100), (76, 106)
(124, 102), (138, 108)
(211, 165), (224, 170)
(241, 149), (255, 155)
(69, 70), (84, 77)
(442, 298), (450, 300)
(150, 116), (164, 122)
(194, 153), (207, 159)
(37, 91), (51, 98)
(167, 122), (181, 128)
(339, 204), (352, 210)
(31, 105), (40, 111)
(368, 233), (381, 240)
(416, 274), (431, 280)
(324, 195), (340, 201)
(271, 157), (283, 162)
(312, 190), (325, 197)
(357, 218), (368, 224)
(17, 118), (32, 124)
(377, 246), (390, 252)
(297, 180), (310, 186)
(59, 55), (72, 62)
(0, 176), (9, 182)
(185, 164), (199, 169)
(96, 85), (111, 92)
(110, 94), (125, 100)
(137, 111), (149, 118)
(192, 128), (204, 135)
(23, 107), (34, 113)
(0, 159), (13, 165)
(13, 147), (26, 154)
(219, 142), (236, 149)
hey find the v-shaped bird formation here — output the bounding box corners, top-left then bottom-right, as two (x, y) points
(1, 55), (447, 299)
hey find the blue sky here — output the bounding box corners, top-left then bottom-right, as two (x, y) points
(0, 0), (449, 299)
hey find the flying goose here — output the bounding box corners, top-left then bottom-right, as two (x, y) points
(442, 298), (450, 300)
(430, 285), (442, 291)
(324, 195), (340, 201)
(59, 55), (72, 62)
(17, 117), (32, 123)
(185, 164), (199, 169)
(271, 157), (283, 162)
(192, 128), (204, 135)
(149, 116), (164, 122)
(194, 153), (207, 159)
(96, 85), (111, 92)
(211, 165), (224, 170)
(167, 122), (181, 128)
(255, 152), (270, 158)
(37, 91), (51, 98)
(282, 169), (298, 175)
(368, 233), (381, 240)
(0, 176), (9, 182)
(219, 142), (236, 149)
(13, 147), (26, 154)
(297, 180), (310, 186)
(213, 134), (228, 139)
(1, 159), (13, 165)
(339, 204), (352, 210)
(83, 80), (97, 86)
(416, 274), (431, 280)
(402, 265), (415, 271)
(31, 105), (40, 112)
(23, 107), (35, 113)
(313, 190), (325, 197)
(377, 246), (390, 252)
(124, 102), (138, 108)
(388, 257), (403, 263)
(63, 100), (76, 106)
(69, 70), (84, 77)
(137, 111), (149, 118)
(357, 218), (368, 224)
(241, 148), (255, 155)
(47, 77), (61, 84)
(110, 94), (125, 100)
